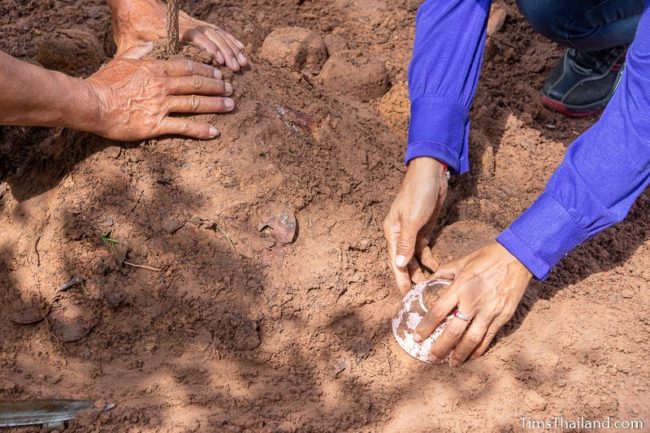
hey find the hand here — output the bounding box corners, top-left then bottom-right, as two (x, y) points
(110, 0), (248, 71)
(414, 242), (533, 367)
(83, 43), (234, 141)
(383, 157), (448, 294)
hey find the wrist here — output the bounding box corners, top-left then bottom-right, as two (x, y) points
(408, 157), (450, 178)
(59, 75), (102, 134)
(109, 0), (165, 51)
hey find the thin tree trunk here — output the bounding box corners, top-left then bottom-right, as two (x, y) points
(166, 0), (180, 55)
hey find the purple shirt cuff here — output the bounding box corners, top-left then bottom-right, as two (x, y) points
(406, 97), (470, 174)
(496, 192), (588, 280)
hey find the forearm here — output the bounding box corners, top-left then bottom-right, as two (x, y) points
(0, 50), (98, 131)
(407, 0), (492, 173)
(497, 3), (650, 279)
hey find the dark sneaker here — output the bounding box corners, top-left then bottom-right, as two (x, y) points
(541, 46), (626, 117)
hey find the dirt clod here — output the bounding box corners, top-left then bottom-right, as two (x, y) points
(378, 81), (409, 134)
(260, 27), (328, 73)
(318, 50), (390, 101)
(47, 296), (97, 342)
(33, 28), (106, 76)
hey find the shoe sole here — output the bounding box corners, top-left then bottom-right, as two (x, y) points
(540, 95), (603, 118)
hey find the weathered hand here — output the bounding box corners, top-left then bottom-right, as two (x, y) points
(84, 43), (234, 141)
(384, 157), (448, 294)
(414, 242), (533, 367)
(110, 0), (248, 71)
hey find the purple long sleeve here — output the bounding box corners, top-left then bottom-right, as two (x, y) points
(406, 0), (491, 173)
(497, 3), (650, 279)
(408, 1), (650, 280)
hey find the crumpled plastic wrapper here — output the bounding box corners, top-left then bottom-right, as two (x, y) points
(391, 279), (453, 363)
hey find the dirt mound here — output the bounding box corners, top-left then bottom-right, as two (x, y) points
(33, 28), (106, 76)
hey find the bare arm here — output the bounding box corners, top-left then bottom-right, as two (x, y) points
(0, 44), (235, 140)
(0, 50), (98, 131)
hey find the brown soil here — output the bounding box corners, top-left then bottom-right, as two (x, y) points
(1, 1), (649, 432)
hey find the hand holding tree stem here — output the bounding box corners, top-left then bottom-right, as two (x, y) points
(166, 0), (180, 55)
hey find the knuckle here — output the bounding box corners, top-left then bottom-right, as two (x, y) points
(189, 95), (201, 112)
(177, 121), (191, 133)
(184, 60), (195, 73)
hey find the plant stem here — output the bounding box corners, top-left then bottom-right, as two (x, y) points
(166, 0), (180, 55)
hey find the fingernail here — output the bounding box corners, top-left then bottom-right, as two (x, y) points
(213, 68), (222, 79)
(224, 98), (234, 110)
(428, 354), (438, 363)
(413, 332), (423, 342)
(395, 255), (408, 268)
(225, 82), (233, 95)
(449, 359), (459, 368)
(238, 53), (247, 64)
(208, 126), (219, 137)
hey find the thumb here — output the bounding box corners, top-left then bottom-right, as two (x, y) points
(395, 220), (418, 269)
(118, 42), (154, 60)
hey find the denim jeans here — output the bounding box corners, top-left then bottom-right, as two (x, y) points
(516, 0), (645, 51)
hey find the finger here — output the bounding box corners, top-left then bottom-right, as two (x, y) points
(157, 117), (220, 140)
(222, 31), (248, 66)
(162, 59), (220, 79)
(415, 236), (439, 272)
(216, 29), (243, 59)
(471, 314), (511, 359)
(394, 262), (413, 295)
(395, 219), (418, 271)
(166, 95), (235, 114)
(167, 77), (232, 96)
(408, 258), (426, 284)
(414, 287), (458, 342)
(449, 313), (493, 367)
(205, 28), (240, 71)
(427, 313), (470, 362)
(118, 42), (154, 60)
(384, 216), (412, 295)
(433, 260), (462, 280)
(222, 30), (245, 50)
(184, 29), (226, 65)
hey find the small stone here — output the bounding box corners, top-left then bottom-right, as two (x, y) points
(257, 205), (297, 244)
(621, 289), (633, 299)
